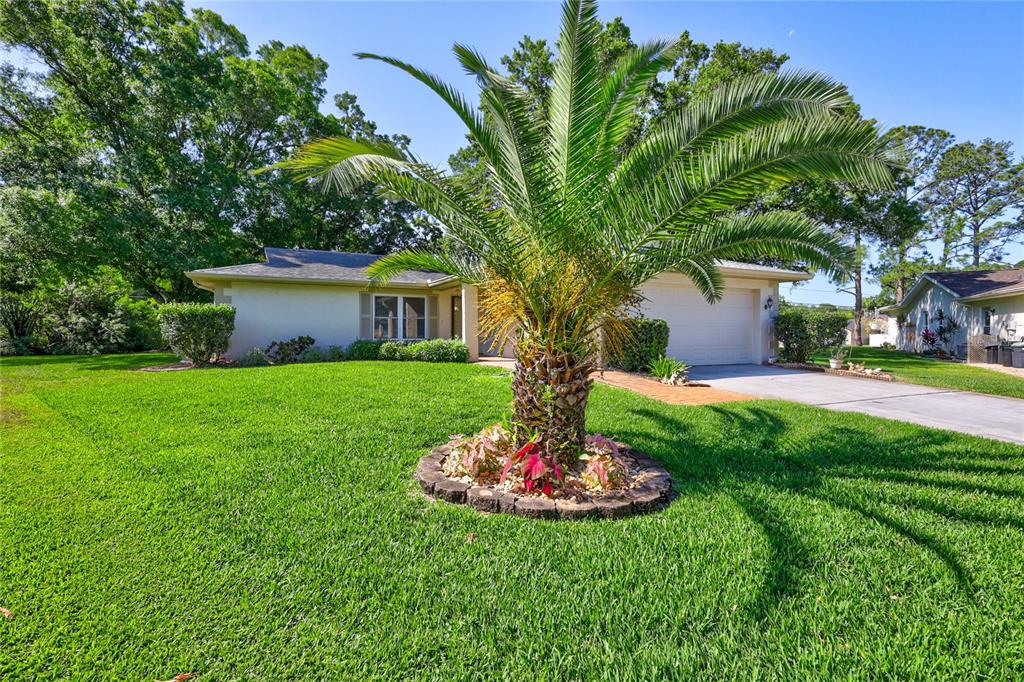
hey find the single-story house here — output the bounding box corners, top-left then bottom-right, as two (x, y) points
(879, 268), (1024, 357)
(186, 247), (812, 364)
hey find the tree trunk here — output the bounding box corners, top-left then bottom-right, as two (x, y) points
(853, 229), (863, 346)
(511, 346), (594, 466)
(895, 244), (907, 303)
(972, 221), (981, 266)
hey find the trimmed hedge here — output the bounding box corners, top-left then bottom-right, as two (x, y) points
(774, 307), (848, 363)
(345, 338), (469, 363)
(607, 318), (670, 372)
(157, 303), (235, 366)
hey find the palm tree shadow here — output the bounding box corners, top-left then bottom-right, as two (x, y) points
(610, 403), (1024, 618)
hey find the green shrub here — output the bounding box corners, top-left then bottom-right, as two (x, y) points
(0, 296), (42, 355)
(157, 303), (235, 366)
(265, 335), (315, 364)
(648, 355), (688, 381)
(405, 338), (469, 363)
(237, 347), (270, 367)
(298, 346), (332, 363)
(344, 338), (469, 362)
(119, 297), (162, 352)
(346, 339), (386, 360)
(607, 318), (669, 372)
(379, 340), (412, 361)
(325, 345), (347, 362)
(775, 308), (848, 363)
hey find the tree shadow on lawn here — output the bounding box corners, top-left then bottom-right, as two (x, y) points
(614, 403), (1024, 621)
(0, 352), (177, 372)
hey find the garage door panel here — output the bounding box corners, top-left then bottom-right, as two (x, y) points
(640, 286), (756, 365)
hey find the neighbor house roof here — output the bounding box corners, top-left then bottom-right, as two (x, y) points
(186, 248), (812, 290)
(924, 269), (1024, 298)
(881, 268), (1024, 313)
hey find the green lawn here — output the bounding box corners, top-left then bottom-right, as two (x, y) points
(812, 346), (1024, 399)
(2, 354), (1023, 679)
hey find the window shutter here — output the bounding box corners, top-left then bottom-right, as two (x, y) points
(360, 293), (372, 339)
(427, 295), (439, 338)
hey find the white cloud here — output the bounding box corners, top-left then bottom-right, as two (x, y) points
(788, 29), (797, 38)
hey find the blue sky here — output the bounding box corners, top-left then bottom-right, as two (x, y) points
(196, 1), (1024, 305)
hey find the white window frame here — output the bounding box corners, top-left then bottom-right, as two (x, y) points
(373, 294), (426, 340)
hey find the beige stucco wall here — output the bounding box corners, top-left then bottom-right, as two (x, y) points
(968, 294), (1024, 341)
(213, 280), (456, 359)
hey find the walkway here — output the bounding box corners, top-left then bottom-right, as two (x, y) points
(476, 357), (752, 406)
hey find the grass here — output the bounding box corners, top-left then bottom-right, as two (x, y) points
(2, 354), (1023, 680)
(811, 346), (1024, 399)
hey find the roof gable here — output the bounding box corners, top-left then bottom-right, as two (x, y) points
(187, 247), (445, 285)
(923, 269), (1024, 298)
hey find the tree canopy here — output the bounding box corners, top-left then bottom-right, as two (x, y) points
(0, 0), (435, 300)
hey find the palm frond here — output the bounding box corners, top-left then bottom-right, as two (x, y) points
(365, 249), (486, 285)
(354, 52), (501, 167)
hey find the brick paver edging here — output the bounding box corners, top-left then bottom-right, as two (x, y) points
(414, 444), (673, 520)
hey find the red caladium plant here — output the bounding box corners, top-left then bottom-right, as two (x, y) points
(501, 439), (563, 496)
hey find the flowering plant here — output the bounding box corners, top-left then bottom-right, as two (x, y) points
(443, 423), (512, 481)
(500, 439), (564, 496)
(580, 433), (628, 490)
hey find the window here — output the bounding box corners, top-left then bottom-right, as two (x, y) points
(404, 297), (425, 339)
(983, 308), (993, 336)
(451, 296), (462, 339)
(373, 294), (426, 340)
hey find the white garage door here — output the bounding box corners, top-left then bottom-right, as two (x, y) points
(641, 285), (757, 365)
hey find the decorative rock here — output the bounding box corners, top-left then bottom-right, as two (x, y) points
(594, 494), (632, 519)
(467, 486), (501, 513)
(629, 488), (664, 512)
(433, 479), (471, 503)
(514, 496), (557, 519)
(423, 447), (446, 467)
(414, 445), (670, 521)
(555, 499), (598, 520)
(497, 491), (518, 514)
(414, 468), (446, 494)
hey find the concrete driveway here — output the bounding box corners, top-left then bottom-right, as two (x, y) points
(688, 364), (1024, 445)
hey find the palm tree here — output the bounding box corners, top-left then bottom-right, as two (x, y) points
(274, 0), (893, 465)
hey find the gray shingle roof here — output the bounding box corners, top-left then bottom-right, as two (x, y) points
(926, 269), (1024, 298)
(187, 247), (446, 285)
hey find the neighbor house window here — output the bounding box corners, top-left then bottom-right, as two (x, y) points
(373, 295), (426, 340)
(983, 308), (993, 335)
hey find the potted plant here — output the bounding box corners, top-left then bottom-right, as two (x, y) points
(829, 346), (848, 369)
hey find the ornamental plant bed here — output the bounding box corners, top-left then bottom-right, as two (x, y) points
(414, 425), (672, 520)
(775, 362), (895, 382)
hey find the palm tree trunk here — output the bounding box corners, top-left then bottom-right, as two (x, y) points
(511, 347), (593, 466)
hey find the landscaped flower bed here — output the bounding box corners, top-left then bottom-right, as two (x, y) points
(776, 361), (895, 382)
(414, 425), (672, 520)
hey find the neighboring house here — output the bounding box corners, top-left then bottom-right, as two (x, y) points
(880, 268), (1024, 357)
(186, 247), (811, 364)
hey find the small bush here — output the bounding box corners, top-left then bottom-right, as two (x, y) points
(344, 338), (469, 362)
(607, 318), (669, 372)
(157, 303), (235, 366)
(406, 339), (469, 363)
(298, 346), (331, 363)
(265, 335), (315, 364)
(325, 345), (347, 362)
(346, 339), (386, 360)
(237, 347), (270, 367)
(775, 308), (848, 363)
(379, 340), (412, 361)
(648, 355), (688, 384)
(0, 296), (42, 353)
